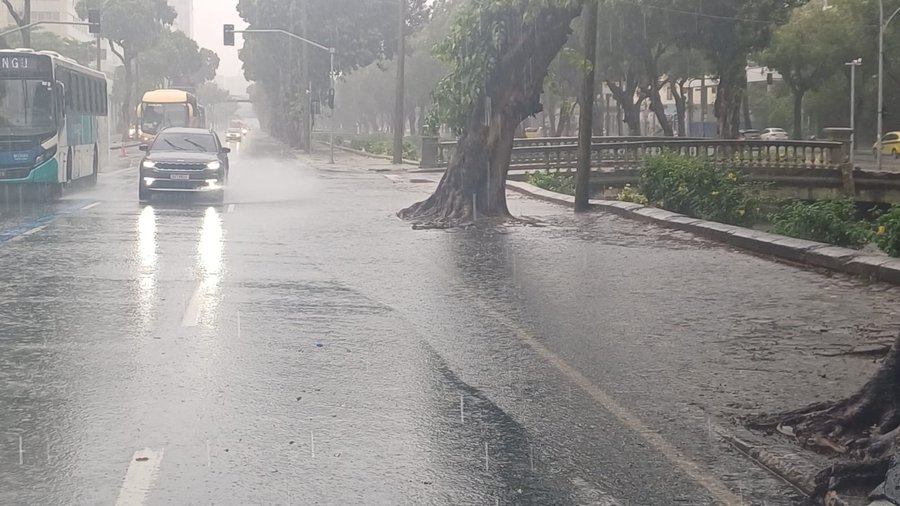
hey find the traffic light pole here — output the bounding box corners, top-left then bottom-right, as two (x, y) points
(230, 28), (336, 164)
(0, 18), (103, 72)
(0, 20), (94, 38)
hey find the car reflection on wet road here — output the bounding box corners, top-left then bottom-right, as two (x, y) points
(1, 134), (899, 505)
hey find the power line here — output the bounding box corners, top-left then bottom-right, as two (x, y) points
(608, 0), (781, 26)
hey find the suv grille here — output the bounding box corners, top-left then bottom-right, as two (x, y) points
(155, 162), (209, 171)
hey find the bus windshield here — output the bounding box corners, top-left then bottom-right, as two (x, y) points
(141, 103), (189, 135)
(0, 79), (54, 135)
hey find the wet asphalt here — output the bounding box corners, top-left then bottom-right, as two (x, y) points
(1, 134), (899, 506)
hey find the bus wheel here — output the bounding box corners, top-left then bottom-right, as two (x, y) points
(88, 145), (99, 186)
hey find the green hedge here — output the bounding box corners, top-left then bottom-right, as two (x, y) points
(638, 153), (765, 225)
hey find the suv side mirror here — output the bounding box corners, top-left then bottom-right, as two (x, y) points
(221, 147), (231, 154)
(139, 145), (149, 151)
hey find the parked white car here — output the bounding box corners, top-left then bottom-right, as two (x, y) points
(760, 127), (789, 141)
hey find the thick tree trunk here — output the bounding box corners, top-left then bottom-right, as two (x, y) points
(714, 56), (746, 139)
(622, 101), (641, 136)
(792, 89), (804, 140)
(672, 80), (687, 137)
(742, 89), (752, 131)
(408, 108), (417, 136)
(555, 100), (572, 137)
(647, 81), (673, 137)
(747, 332), (900, 503)
(643, 45), (673, 137)
(607, 78), (641, 136)
(399, 3), (582, 226)
(547, 93), (557, 137)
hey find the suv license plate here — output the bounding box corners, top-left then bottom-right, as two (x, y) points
(170, 174), (189, 180)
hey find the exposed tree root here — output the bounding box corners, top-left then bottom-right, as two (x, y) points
(745, 332), (900, 504)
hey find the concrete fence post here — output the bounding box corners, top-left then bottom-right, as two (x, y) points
(419, 136), (439, 168)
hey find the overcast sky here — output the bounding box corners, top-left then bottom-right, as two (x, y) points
(192, 0), (247, 78)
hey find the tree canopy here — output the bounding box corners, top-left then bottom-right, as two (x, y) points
(236, 0), (429, 146)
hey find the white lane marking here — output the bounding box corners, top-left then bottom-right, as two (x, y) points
(81, 202), (101, 210)
(382, 174), (403, 183)
(482, 304), (743, 506)
(181, 283), (202, 327)
(10, 224), (48, 241)
(227, 204), (235, 213)
(115, 448), (164, 506)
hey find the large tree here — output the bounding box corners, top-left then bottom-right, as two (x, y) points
(138, 30), (220, 92)
(1, 0), (30, 47)
(399, 0), (584, 226)
(237, 0), (428, 147)
(76, 0), (176, 136)
(748, 332), (900, 503)
(759, 2), (854, 139)
(665, 0), (799, 138)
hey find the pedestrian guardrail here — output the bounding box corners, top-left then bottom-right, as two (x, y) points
(426, 137), (845, 172)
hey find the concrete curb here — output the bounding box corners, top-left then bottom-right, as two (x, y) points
(507, 180), (900, 286)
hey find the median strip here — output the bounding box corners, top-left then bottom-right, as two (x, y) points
(506, 180), (900, 285)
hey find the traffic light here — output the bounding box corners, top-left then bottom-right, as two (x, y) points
(326, 88), (334, 109)
(766, 72), (773, 85)
(87, 9), (101, 34)
(224, 24), (235, 46)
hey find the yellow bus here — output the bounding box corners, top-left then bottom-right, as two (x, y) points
(137, 89), (202, 143)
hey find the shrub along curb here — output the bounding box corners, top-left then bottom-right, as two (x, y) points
(507, 180), (900, 285)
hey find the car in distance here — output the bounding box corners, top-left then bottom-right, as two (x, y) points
(225, 126), (243, 141)
(760, 127), (789, 141)
(138, 127), (230, 202)
(874, 131), (900, 159)
(738, 129), (761, 140)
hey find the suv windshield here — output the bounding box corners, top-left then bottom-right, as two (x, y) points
(151, 132), (216, 152)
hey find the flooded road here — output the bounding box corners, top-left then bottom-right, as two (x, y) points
(1, 134), (898, 505)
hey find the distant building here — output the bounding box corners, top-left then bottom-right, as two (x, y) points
(0, 0), (88, 41)
(169, 0), (193, 37)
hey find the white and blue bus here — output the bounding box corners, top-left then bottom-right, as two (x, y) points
(0, 49), (108, 196)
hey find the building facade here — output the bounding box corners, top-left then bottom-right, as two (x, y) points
(0, 0), (88, 41)
(169, 0), (193, 37)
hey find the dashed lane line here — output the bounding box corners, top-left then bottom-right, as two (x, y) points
(181, 283), (202, 327)
(114, 448), (164, 506)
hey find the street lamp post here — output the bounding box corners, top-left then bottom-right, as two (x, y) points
(847, 58), (862, 169)
(228, 28), (336, 164)
(877, 0), (900, 171)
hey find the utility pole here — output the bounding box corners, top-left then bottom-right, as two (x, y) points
(575, 0), (598, 212)
(846, 58), (862, 169)
(876, 1), (900, 170)
(392, 0), (406, 164)
(299, 2), (311, 153)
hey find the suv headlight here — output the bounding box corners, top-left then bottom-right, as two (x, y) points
(142, 160), (156, 169)
(207, 161), (221, 170)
